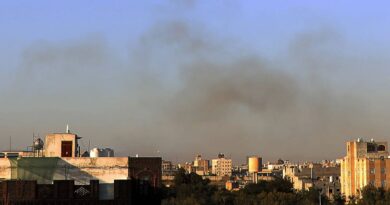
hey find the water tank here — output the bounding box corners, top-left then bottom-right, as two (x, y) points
(102, 148), (114, 157)
(90, 148), (101, 158)
(33, 138), (44, 150)
(90, 148), (114, 157)
(248, 156), (262, 173)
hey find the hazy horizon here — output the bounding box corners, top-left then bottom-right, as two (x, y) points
(1, 1), (390, 164)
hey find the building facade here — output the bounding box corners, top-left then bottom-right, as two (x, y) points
(283, 163), (341, 199)
(340, 138), (389, 198)
(211, 153), (232, 177)
(162, 160), (177, 176)
(193, 155), (210, 176)
(44, 133), (81, 157)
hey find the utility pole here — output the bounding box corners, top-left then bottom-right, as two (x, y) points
(319, 192), (322, 205)
(9, 136), (11, 151)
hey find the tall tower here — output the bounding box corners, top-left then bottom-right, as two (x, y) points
(248, 156), (262, 183)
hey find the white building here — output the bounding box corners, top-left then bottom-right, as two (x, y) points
(211, 153), (232, 176)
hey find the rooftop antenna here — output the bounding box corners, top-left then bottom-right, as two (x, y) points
(32, 132), (35, 154)
(66, 124), (70, 134)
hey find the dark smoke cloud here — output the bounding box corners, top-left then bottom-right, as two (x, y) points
(2, 11), (390, 164)
(115, 21), (390, 163)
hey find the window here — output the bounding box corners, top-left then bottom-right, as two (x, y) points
(61, 141), (73, 157)
(371, 168), (375, 174)
(367, 144), (376, 152)
(378, 145), (386, 151)
(6, 153), (19, 158)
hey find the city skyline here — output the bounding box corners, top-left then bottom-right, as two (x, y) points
(1, 1), (390, 163)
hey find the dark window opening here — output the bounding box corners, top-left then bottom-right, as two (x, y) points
(378, 145), (386, 151)
(61, 141), (73, 157)
(367, 144), (376, 152)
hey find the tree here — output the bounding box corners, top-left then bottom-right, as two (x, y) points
(242, 177), (294, 195)
(357, 185), (386, 205)
(332, 193), (346, 205)
(164, 168), (217, 205)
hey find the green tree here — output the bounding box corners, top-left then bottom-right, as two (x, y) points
(332, 193), (346, 205)
(357, 185), (387, 205)
(163, 168), (217, 205)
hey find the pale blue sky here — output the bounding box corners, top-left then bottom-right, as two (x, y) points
(1, 1), (389, 62)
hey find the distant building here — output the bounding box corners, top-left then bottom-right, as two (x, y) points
(193, 155), (210, 176)
(283, 163), (340, 199)
(129, 157), (162, 188)
(340, 138), (389, 198)
(225, 180), (239, 191)
(211, 153), (232, 177)
(232, 164), (248, 177)
(90, 148), (115, 157)
(178, 162), (195, 174)
(162, 160), (178, 177)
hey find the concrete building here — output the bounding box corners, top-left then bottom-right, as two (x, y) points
(0, 151), (34, 158)
(232, 164), (248, 177)
(178, 162), (195, 174)
(211, 153), (232, 177)
(283, 163), (341, 199)
(162, 160), (176, 176)
(0, 157), (161, 185)
(340, 138), (390, 198)
(44, 132), (81, 157)
(193, 154), (210, 176)
(0, 128), (162, 200)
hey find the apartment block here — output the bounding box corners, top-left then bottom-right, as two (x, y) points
(340, 138), (389, 198)
(211, 153), (232, 177)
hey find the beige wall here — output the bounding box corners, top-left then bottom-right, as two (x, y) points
(0, 157), (129, 184)
(44, 133), (78, 157)
(0, 159), (12, 180)
(211, 158), (232, 176)
(54, 157), (129, 184)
